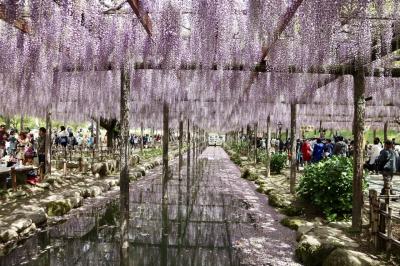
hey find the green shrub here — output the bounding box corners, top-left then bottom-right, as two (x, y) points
(241, 168), (258, 181)
(270, 153), (287, 173)
(231, 142), (249, 156)
(297, 156), (364, 221)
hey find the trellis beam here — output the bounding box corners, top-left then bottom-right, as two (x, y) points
(127, 0), (152, 37)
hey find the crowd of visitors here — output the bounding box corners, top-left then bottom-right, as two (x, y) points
(129, 134), (162, 149)
(256, 134), (400, 196)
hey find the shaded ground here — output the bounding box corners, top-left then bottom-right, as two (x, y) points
(0, 146), (300, 266)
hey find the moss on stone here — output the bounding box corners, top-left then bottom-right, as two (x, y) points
(46, 200), (72, 217)
(295, 235), (336, 266)
(268, 191), (290, 208)
(280, 217), (304, 230)
(282, 205), (304, 217)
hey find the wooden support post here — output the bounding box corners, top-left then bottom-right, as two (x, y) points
(247, 124), (251, 156)
(369, 189), (379, 248)
(45, 108), (52, 176)
(254, 122), (258, 164)
(285, 128), (289, 142)
(63, 159), (67, 177)
(373, 129), (377, 140)
(20, 114), (24, 133)
(11, 167), (16, 191)
(290, 104), (297, 194)
(163, 102), (169, 186)
(378, 202), (388, 250)
(192, 125), (196, 162)
(384, 121), (388, 141)
(119, 69), (130, 252)
(96, 117), (100, 149)
(186, 119), (191, 202)
(352, 61), (366, 232)
(387, 207), (393, 254)
(140, 122), (144, 153)
(266, 115), (271, 178)
(178, 118), (183, 180)
(319, 120), (323, 138)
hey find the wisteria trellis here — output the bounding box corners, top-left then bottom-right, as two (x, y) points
(0, 0), (399, 131)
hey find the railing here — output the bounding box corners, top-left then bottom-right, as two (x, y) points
(369, 189), (400, 254)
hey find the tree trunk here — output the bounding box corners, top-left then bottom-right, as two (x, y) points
(352, 63), (366, 232)
(384, 121), (388, 141)
(373, 129), (377, 140)
(266, 115), (271, 178)
(290, 104), (297, 194)
(119, 69), (130, 252)
(100, 118), (118, 149)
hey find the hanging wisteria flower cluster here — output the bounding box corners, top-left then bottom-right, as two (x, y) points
(0, 0), (399, 131)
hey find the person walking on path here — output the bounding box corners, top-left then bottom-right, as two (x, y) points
(301, 140), (312, 165)
(333, 136), (348, 156)
(312, 138), (324, 162)
(377, 140), (398, 196)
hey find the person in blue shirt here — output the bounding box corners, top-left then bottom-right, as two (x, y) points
(324, 139), (334, 157)
(312, 138), (325, 162)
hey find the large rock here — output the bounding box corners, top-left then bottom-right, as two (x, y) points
(295, 235), (336, 266)
(106, 160), (117, 173)
(10, 218), (32, 233)
(130, 155), (140, 167)
(46, 200), (72, 216)
(12, 206), (47, 226)
(92, 163), (107, 177)
(323, 248), (379, 266)
(66, 161), (79, 169)
(295, 224), (361, 266)
(63, 191), (83, 208)
(90, 186), (102, 197)
(19, 223), (36, 238)
(0, 229), (18, 243)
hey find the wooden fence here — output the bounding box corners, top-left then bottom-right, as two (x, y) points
(369, 189), (400, 254)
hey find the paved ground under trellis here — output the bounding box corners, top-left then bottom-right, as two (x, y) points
(1, 146), (300, 266)
(128, 146), (299, 265)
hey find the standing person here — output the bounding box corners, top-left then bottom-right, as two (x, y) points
(296, 139), (303, 170)
(365, 137), (382, 172)
(68, 132), (77, 149)
(324, 139), (334, 158)
(377, 140), (398, 195)
(301, 140), (312, 165)
(129, 134), (135, 149)
(312, 138), (324, 162)
(6, 130), (17, 156)
(36, 127), (46, 173)
(333, 136), (348, 156)
(58, 126), (68, 148)
(0, 125), (6, 157)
